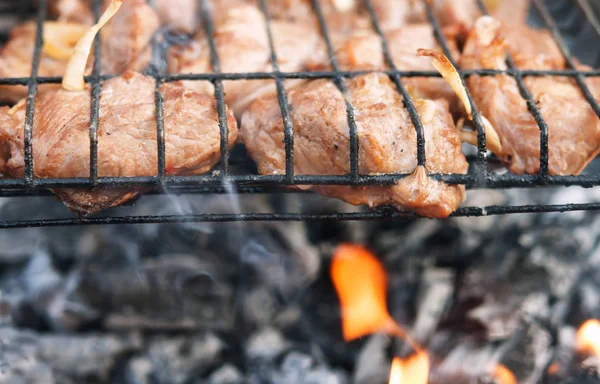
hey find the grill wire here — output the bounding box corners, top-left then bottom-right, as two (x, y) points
(0, 0), (600, 228)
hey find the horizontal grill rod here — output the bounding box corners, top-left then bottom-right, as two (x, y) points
(1, 202), (599, 229)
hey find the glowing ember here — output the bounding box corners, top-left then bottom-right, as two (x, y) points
(577, 319), (600, 357)
(388, 352), (430, 384)
(330, 244), (406, 341)
(493, 364), (517, 384)
(546, 362), (560, 375)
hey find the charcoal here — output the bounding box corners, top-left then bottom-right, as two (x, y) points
(353, 334), (390, 384)
(497, 322), (553, 382)
(412, 268), (455, 342)
(268, 352), (349, 384)
(37, 333), (141, 381)
(430, 343), (499, 382)
(122, 357), (153, 384)
(0, 327), (140, 383)
(280, 352), (313, 378)
(207, 364), (244, 384)
(558, 368), (600, 384)
(245, 327), (290, 361)
(140, 333), (224, 384)
(0, 328), (55, 384)
(242, 286), (281, 327)
(54, 254), (235, 331)
(0, 228), (43, 264)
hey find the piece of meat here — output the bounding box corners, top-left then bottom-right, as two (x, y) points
(49, 0), (198, 33)
(49, 0), (96, 25)
(425, 0), (530, 29)
(0, 21), (74, 103)
(241, 73), (468, 218)
(460, 16), (600, 175)
(0, 0), (158, 102)
(154, 0), (198, 33)
(0, 71), (238, 214)
(504, 25), (565, 70)
(308, 24), (462, 113)
(99, 0), (159, 74)
(169, 4), (321, 117)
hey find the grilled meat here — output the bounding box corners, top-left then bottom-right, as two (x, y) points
(308, 24), (462, 113)
(460, 16), (600, 175)
(169, 4), (321, 117)
(49, 0), (197, 33)
(0, 0), (158, 101)
(424, 0), (530, 29)
(0, 21), (81, 103)
(49, 0), (96, 25)
(241, 73), (468, 218)
(504, 25), (565, 70)
(0, 71), (238, 214)
(99, 0), (159, 74)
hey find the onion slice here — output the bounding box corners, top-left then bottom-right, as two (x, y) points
(43, 22), (88, 60)
(417, 49), (472, 118)
(417, 48), (503, 156)
(61, 0), (124, 91)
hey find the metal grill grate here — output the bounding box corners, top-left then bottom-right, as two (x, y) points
(1, 0), (600, 228)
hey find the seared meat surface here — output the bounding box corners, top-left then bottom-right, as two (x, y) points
(0, 71), (238, 214)
(169, 5), (321, 117)
(308, 24), (461, 112)
(241, 73), (468, 218)
(504, 25), (565, 70)
(460, 16), (600, 175)
(49, 0), (197, 33)
(99, 0), (159, 74)
(49, 0), (96, 25)
(424, 0), (530, 29)
(0, 21), (79, 103)
(0, 0), (158, 101)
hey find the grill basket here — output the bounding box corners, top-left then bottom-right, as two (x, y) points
(0, 0), (600, 228)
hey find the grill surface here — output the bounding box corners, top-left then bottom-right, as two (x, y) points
(0, 0), (600, 228)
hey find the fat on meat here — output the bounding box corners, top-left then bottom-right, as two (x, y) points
(0, 71), (238, 214)
(241, 73), (469, 218)
(460, 16), (600, 175)
(169, 4), (321, 117)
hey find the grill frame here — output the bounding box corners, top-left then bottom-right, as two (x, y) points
(0, 0), (600, 228)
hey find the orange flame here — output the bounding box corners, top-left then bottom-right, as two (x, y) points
(388, 352), (430, 384)
(577, 319), (600, 357)
(330, 244), (406, 341)
(332, 244), (428, 383)
(493, 364), (517, 384)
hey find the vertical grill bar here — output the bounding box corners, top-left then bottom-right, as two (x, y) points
(532, 0), (600, 120)
(89, 0), (102, 187)
(23, 0), (47, 187)
(257, 0), (295, 183)
(310, 0), (360, 178)
(147, 0), (167, 183)
(476, 0), (550, 178)
(155, 79), (166, 182)
(421, 1), (489, 181)
(363, 0), (426, 168)
(199, 0), (230, 176)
